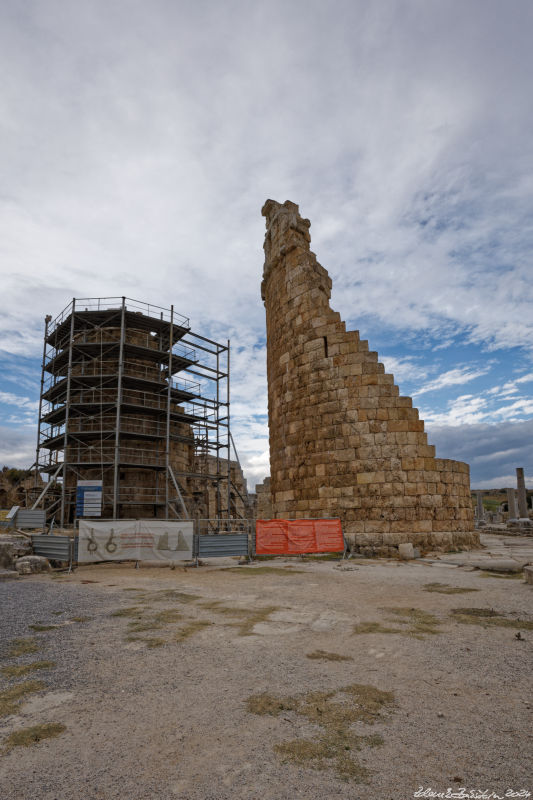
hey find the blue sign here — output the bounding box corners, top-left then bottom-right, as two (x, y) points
(76, 480), (103, 517)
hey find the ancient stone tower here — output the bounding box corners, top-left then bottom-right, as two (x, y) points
(261, 199), (476, 554)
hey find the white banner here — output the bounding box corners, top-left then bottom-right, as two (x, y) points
(78, 520), (194, 563)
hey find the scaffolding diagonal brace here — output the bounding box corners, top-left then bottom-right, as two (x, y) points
(168, 466), (190, 519)
(31, 465), (62, 510)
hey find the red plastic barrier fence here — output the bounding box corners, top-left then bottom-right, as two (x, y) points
(255, 518), (344, 555)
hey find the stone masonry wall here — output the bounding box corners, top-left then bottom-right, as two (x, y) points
(255, 477), (273, 520)
(261, 199), (477, 554)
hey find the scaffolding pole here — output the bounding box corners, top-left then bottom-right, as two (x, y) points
(165, 305), (174, 520)
(112, 297), (126, 519)
(60, 300), (76, 527)
(226, 339), (231, 519)
(216, 345), (221, 520)
(35, 315), (51, 490)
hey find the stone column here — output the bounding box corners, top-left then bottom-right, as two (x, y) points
(476, 491), (484, 521)
(506, 487), (518, 520)
(516, 467), (528, 519)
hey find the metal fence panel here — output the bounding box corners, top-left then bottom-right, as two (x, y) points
(196, 518), (252, 536)
(196, 533), (249, 559)
(16, 509), (46, 529)
(31, 535), (73, 561)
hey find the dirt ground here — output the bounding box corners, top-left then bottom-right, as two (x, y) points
(1, 535), (532, 800)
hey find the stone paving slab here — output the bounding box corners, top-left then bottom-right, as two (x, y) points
(426, 533), (533, 571)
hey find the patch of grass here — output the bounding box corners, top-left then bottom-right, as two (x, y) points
(423, 583), (479, 595)
(4, 722), (66, 750)
(452, 607), (499, 618)
(306, 650), (353, 662)
(5, 638), (39, 657)
(198, 599), (226, 610)
(480, 571), (524, 580)
(125, 607), (184, 634)
(451, 607), (533, 630)
(225, 566), (305, 576)
(110, 607), (143, 618)
(199, 601), (280, 636)
(146, 590), (200, 603)
(247, 693), (299, 716)
(29, 624), (58, 632)
(353, 608), (442, 639)
(276, 733), (371, 781)
(247, 683), (395, 782)
(199, 601), (254, 616)
(70, 616), (90, 623)
(353, 621), (403, 635)
(228, 606), (279, 636)
(152, 609), (184, 623)
(144, 638), (166, 649)
(126, 620), (163, 633)
(1, 661), (55, 678)
(0, 680), (45, 717)
(383, 607), (441, 637)
(175, 620), (211, 642)
(51, 611), (64, 616)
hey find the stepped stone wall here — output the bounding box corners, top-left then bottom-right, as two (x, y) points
(261, 199), (477, 554)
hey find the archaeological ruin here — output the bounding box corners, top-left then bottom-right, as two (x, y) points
(258, 199), (478, 555)
(35, 297), (248, 526)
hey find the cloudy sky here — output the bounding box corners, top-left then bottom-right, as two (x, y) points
(1, 0), (532, 491)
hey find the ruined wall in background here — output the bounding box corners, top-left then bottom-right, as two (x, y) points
(255, 477), (272, 520)
(261, 199), (477, 554)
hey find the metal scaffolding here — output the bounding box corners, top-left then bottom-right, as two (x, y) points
(35, 297), (231, 526)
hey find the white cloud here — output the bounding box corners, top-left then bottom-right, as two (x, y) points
(0, 391), (39, 412)
(379, 356), (429, 385)
(421, 394), (489, 426)
(0, 426), (36, 467)
(413, 367), (490, 396)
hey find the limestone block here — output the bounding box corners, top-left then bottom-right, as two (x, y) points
(398, 543), (414, 560)
(16, 555), (51, 574)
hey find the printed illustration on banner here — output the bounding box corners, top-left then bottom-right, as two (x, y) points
(78, 520), (194, 563)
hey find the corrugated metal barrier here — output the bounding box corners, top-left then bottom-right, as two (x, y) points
(16, 509), (47, 529)
(31, 535), (74, 563)
(196, 533), (250, 559)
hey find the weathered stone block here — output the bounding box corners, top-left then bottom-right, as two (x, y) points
(16, 555), (51, 574)
(398, 543), (414, 560)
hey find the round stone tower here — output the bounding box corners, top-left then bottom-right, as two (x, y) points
(261, 199), (476, 554)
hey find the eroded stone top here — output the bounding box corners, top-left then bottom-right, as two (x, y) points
(262, 199), (311, 249)
(261, 199), (312, 299)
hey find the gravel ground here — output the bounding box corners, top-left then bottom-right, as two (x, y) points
(0, 545), (532, 800)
